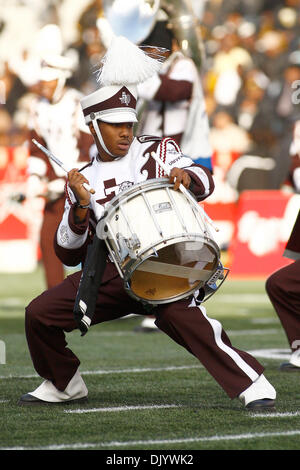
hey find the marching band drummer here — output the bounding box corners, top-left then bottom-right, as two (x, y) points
(19, 37), (276, 411)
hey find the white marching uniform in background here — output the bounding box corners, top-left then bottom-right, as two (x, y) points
(28, 87), (92, 190)
(137, 51), (212, 169)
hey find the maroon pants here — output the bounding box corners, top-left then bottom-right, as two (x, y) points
(266, 260), (300, 349)
(25, 265), (264, 399)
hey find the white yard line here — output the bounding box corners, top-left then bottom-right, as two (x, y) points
(60, 328), (282, 337)
(3, 328), (277, 338)
(250, 318), (280, 324)
(250, 411), (300, 418)
(212, 294), (269, 303)
(0, 364), (202, 380)
(0, 298), (25, 307)
(0, 293), (270, 309)
(68, 403), (300, 417)
(65, 404), (179, 414)
(1, 429), (300, 450)
(81, 365), (202, 375)
(227, 328), (279, 336)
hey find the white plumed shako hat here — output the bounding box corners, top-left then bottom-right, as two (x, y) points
(80, 35), (162, 157)
(81, 84), (138, 124)
(35, 24), (76, 82)
(80, 35), (162, 125)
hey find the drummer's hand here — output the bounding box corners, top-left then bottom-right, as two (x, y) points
(68, 168), (91, 206)
(169, 167), (191, 191)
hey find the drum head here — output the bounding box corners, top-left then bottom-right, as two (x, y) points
(128, 239), (219, 304)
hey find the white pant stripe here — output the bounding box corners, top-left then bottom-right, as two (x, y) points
(199, 305), (259, 381)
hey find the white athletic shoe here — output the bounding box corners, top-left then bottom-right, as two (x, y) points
(239, 374), (276, 410)
(19, 369), (88, 405)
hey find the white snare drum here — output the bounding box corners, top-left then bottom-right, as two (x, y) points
(96, 178), (221, 304)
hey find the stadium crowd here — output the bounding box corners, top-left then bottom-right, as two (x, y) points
(0, 0), (300, 191)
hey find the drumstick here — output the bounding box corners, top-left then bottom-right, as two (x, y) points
(32, 139), (96, 194)
(150, 151), (219, 232)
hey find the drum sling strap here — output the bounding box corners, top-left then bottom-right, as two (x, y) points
(73, 235), (108, 336)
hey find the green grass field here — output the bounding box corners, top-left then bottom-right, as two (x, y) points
(0, 264), (300, 451)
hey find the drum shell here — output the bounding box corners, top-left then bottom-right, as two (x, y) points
(97, 179), (220, 304)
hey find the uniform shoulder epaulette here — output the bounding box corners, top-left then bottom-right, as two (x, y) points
(137, 135), (162, 144)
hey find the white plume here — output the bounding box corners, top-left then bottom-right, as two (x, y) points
(97, 36), (162, 86)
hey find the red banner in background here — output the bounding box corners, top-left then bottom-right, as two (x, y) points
(203, 201), (238, 252)
(0, 146), (43, 272)
(228, 191), (298, 277)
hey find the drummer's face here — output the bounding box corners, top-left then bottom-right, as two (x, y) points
(90, 121), (134, 161)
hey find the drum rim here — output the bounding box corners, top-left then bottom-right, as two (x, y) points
(124, 276), (213, 305)
(105, 178), (196, 213)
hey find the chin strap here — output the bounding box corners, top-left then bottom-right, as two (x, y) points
(91, 118), (120, 159)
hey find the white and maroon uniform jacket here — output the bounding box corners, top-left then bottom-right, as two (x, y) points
(54, 136), (214, 269)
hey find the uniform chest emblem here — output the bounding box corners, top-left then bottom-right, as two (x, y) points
(119, 91), (131, 106)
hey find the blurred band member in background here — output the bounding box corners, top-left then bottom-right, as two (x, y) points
(137, 19), (212, 169)
(26, 25), (94, 288)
